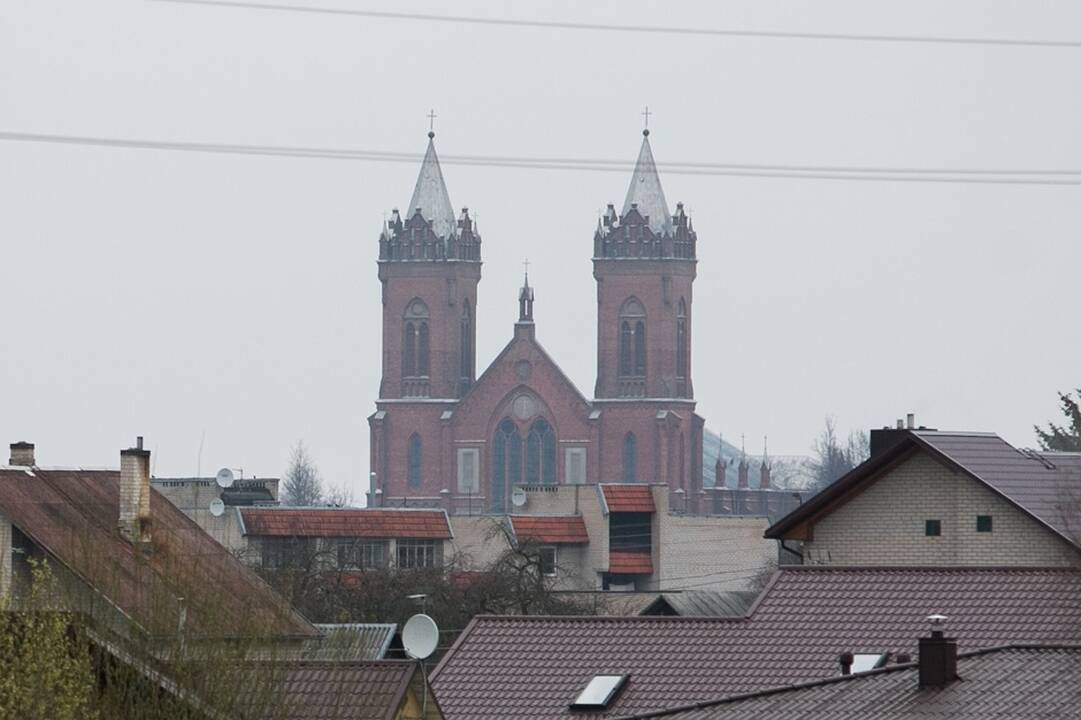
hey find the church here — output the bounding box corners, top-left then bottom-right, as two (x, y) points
(368, 127), (706, 514)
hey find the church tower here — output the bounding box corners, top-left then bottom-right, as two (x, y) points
(593, 128), (697, 400)
(377, 131), (481, 400)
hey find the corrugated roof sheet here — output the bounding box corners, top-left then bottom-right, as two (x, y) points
(641, 590), (759, 617)
(510, 516), (590, 544)
(304, 624), (398, 661)
(241, 508), (452, 539)
(0, 468), (316, 640)
(621, 645), (1081, 719)
(431, 567), (1081, 720)
(601, 485), (656, 513)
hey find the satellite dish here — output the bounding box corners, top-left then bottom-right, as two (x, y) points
(209, 498), (225, 517)
(215, 468), (234, 489)
(511, 487), (528, 508)
(402, 613), (439, 660)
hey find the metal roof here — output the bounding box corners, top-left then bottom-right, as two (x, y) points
(621, 134), (672, 235)
(406, 136), (457, 240)
(304, 623), (398, 661)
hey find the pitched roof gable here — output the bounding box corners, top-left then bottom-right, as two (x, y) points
(765, 431), (1081, 550)
(0, 468), (317, 640)
(430, 567), (1081, 719)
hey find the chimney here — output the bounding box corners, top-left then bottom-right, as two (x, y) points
(8, 441), (35, 467)
(906, 413), (915, 430)
(838, 652), (854, 676)
(918, 614), (958, 688)
(119, 436), (152, 544)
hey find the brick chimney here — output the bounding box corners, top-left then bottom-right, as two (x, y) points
(8, 441), (35, 467)
(918, 615), (958, 688)
(119, 437), (152, 544)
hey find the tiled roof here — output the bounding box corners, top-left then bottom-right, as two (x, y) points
(608, 550), (654, 575)
(510, 516), (590, 544)
(601, 485), (656, 513)
(236, 661), (430, 720)
(241, 508), (452, 539)
(0, 468), (316, 640)
(620, 645), (1081, 719)
(431, 567), (1081, 720)
(304, 624), (398, 661)
(767, 431), (1081, 549)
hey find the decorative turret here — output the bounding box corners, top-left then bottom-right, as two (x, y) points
(379, 132), (482, 263)
(759, 436), (772, 489)
(518, 269), (534, 323)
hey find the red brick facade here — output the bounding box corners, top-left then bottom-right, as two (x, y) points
(369, 131), (706, 514)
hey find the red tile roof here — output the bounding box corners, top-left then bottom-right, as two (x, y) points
(510, 516), (590, 544)
(241, 508), (452, 539)
(0, 468), (316, 640)
(608, 549), (654, 574)
(431, 567), (1081, 720)
(601, 485), (656, 513)
(624, 645), (1081, 720)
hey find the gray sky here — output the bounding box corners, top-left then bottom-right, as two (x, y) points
(3, 0), (1079, 498)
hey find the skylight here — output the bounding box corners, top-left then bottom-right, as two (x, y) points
(851, 653), (888, 673)
(570, 674), (628, 710)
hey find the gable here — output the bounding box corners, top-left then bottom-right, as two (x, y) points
(451, 332), (593, 434)
(803, 451), (1078, 566)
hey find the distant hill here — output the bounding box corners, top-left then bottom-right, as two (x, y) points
(703, 429), (813, 489)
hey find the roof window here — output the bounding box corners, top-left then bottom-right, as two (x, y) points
(850, 653), (889, 673)
(570, 674), (628, 710)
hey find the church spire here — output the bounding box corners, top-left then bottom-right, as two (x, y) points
(622, 128), (673, 236)
(518, 261), (534, 323)
(407, 130), (457, 240)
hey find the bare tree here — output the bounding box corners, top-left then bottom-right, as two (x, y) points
(805, 417), (869, 491)
(281, 441), (323, 507)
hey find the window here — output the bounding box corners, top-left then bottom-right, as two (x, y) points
(976, 515), (993, 533)
(618, 298), (646, 378)
(408, 433), (422, 488)
(622, 433), (637, 483)
(925, 519), (941, 537)
(539, 546), (557, 577)
(570, 675), (628, 710)
(460, 300), (473, 382)
(261, 539), (286, 570)
(402, 299), (430, 378)
(397, 539), (440, 569)
(457, 448), (480, 493)
(337, 540), (388, 570)
(526, 418), (557, 485)
(491, 419), (522, 512)
(565, 448), (587, 485)
(676, 298), (688, 395)
(850, 654), (888, 674)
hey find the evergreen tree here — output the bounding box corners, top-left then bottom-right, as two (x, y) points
(1035, 388), (1081, 451)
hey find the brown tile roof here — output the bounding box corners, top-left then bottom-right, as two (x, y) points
(766, 431), (1081, 549)
(241, 508), (452, 539)
(431, 567), (1081, 720)
(608, 550), (654, 575)
(237, 660), (435, 720)
(510, 516), (590, 544)
(621, 645), (1081, 719)
(0, 468), (316, 640)
(601, 485), (656, 513)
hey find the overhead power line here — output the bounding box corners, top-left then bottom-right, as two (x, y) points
(4, 130), (1081, 186)
(151, 0), (1081, 50)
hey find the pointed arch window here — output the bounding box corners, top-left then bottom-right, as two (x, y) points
(623, 432), (638, 483)
(618, 299), (647, 379)
(676, 298), (688, 396)
(402, 299), (430, 378)
(460, 300), (473, 382)
(491, 419), (521, 512)
(408, 433), (422, 489)
(526, 418), (557, 485)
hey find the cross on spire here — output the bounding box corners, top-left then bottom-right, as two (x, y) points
(522, 258), (530, 278)
(641, 106), (651, 135)
(427, 109), (437, 137)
